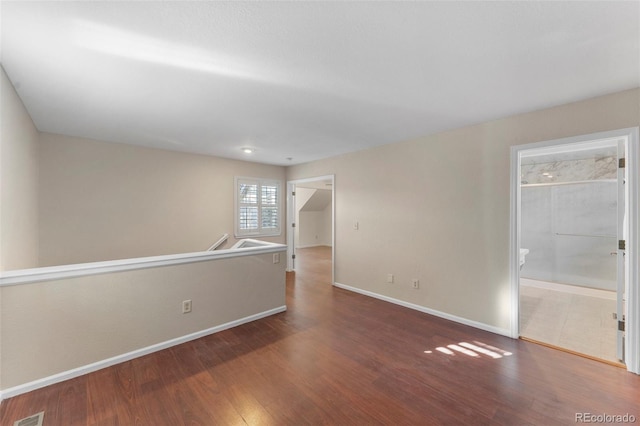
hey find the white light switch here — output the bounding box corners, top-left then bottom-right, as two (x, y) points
(354, 221), (359, 230)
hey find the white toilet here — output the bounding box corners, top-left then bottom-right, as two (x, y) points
(519, 248), (529, 269)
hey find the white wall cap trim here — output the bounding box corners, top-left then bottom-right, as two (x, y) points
(0, 242), (286, 287)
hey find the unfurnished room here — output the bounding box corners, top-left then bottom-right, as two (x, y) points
(1, 1), (639, 425)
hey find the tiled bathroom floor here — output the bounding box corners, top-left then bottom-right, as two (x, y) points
(519, 279), (619, 364)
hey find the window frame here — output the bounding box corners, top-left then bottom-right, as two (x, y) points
(234, 176), (282, 238)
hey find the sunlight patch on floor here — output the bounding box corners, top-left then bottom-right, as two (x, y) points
(425, 341), (513, 360)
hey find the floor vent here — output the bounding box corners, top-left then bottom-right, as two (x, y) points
(14, 411), (44, 426)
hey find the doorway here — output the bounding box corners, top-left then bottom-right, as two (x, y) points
(286, 175), (335, 283)
(510, 128), (639, 373)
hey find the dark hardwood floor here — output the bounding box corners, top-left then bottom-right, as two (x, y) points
(2, 246), (639, 425)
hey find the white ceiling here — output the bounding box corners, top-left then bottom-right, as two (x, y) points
(1, 1), (638, 166)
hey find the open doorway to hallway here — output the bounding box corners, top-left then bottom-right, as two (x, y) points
(286, 175), (335, 284)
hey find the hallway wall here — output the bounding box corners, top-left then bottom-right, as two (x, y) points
(287, 88), (640, 333)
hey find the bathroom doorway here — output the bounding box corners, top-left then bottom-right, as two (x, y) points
(286, 175), (335, 283)
(511, 128), (639, 373)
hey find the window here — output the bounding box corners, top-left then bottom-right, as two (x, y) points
(235, 177), (281, 237)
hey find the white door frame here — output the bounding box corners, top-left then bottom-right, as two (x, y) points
(286, 174), (335, 284)
(509, 127), (639, 374)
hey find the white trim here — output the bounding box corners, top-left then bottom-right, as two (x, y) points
(0, 305), (287, 401)
(286, 175), (335, 283)
(519, 136), (619, 158)
(0, 243), (286, 287)
(295, 244), (333, 249)
(509, 145), (521, 339)
(287, 175), (335, 185)
(626, 127), (640, 374)
(286, 181), (296, 272)
(510, 127), (639, 374)
(207, 233), (229, 251)
(333, 282), (510, 337)
(520, 278), (617, 301)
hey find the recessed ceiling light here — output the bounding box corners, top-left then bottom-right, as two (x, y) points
(242, 147), (254, 154)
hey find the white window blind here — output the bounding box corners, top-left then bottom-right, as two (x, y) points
(235, 177), (281, 237)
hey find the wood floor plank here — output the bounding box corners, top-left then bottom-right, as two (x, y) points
(55, 377), (89, 426)
(1, 246), (639, 425)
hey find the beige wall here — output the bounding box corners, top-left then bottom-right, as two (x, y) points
(1, 252), (286, 390)
(39, 133), (286, 266)
(287, 88), (640, 332)
(1, 66), (40, 392)
(296, 206), (331, 248)
(295, 188), (332, 248)
(0, 67), (39, 272)
(295, 187), (314, 248)
(321, 202), (332, 247)
(299, 206), (332, 248)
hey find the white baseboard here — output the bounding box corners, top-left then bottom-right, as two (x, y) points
(0, 305), (287, 402)
(296, 244), (332, 249)
(333, 282), (510, 337)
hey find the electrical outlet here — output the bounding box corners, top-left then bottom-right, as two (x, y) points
(182, 300), (192, 314)
(273, 253), (280, 264)
(387, 274), (394, 283)
(412, 279), (420, 289)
